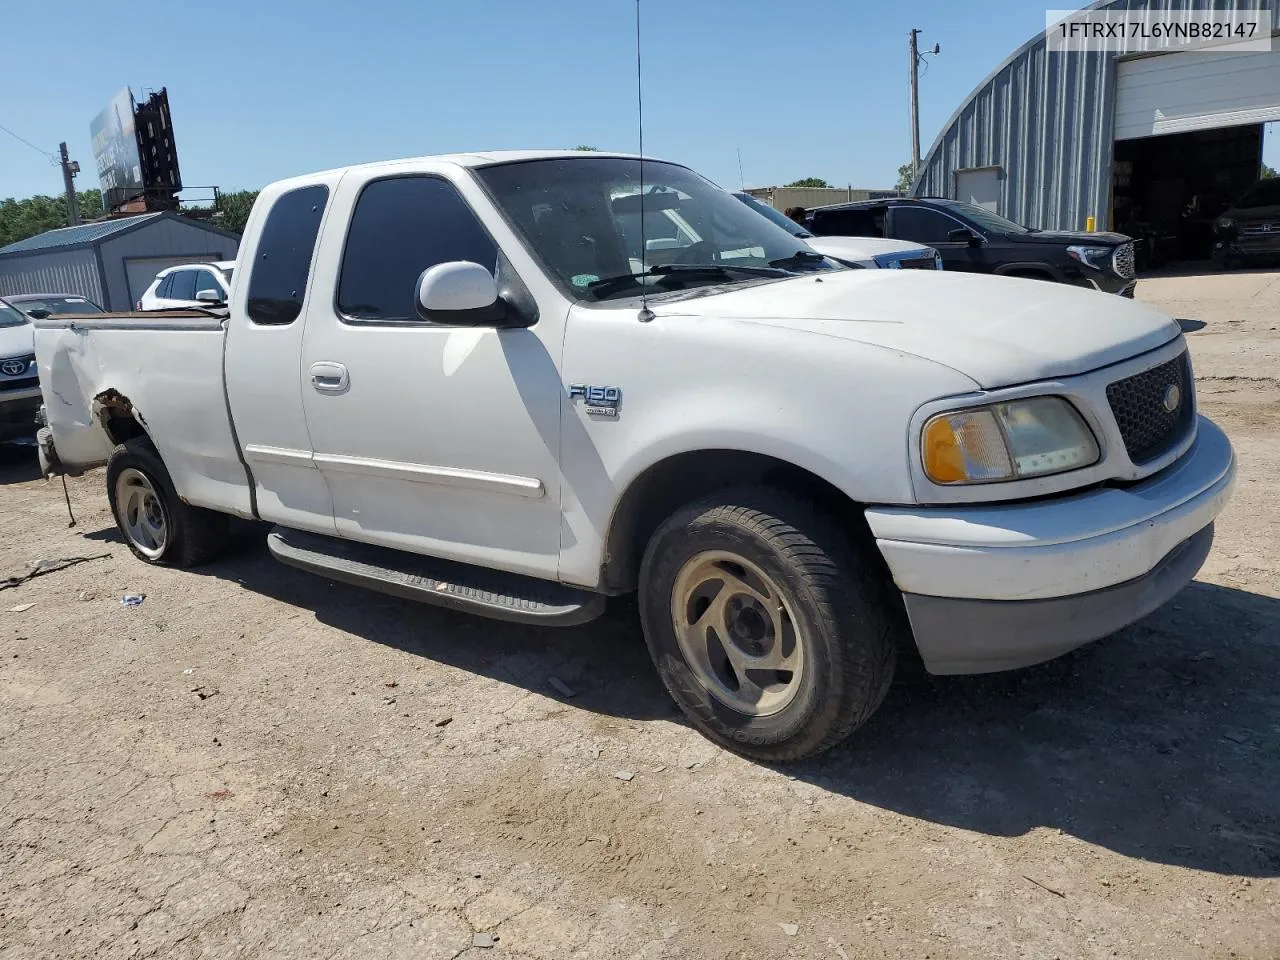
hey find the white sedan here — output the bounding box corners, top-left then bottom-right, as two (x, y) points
(137, 261), (235, 311)
(733, 192), (942, 270)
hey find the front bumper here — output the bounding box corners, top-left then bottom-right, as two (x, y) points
(867, 416), (1235, 674)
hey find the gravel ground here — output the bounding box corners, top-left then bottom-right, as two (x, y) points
(2, 270), (1278, 960)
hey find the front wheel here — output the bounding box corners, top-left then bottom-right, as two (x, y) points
(638, 488), (897, 762)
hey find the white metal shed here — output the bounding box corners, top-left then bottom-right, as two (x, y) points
(0, 212), (239, 311)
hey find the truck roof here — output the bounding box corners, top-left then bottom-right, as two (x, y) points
(267, 150), (654, 190)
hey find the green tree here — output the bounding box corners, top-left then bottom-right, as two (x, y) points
(785, 177), (830, 188)
(211, 190), (259, 235)
(896, 162), (915, 193)
(0, 189), (105, 249)
(1263, 163), (1278, 179)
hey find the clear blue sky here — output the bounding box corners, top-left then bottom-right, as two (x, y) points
(0, 0), (1275, 201)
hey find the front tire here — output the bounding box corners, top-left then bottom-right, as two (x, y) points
(106, 438), (230, 567)
(638, 488), (897, 762)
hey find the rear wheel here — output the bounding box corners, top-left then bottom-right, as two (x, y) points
(106, 438), (231, 567)
(639, 488), (897, 762)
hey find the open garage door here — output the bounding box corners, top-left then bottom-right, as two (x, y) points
(1115, 45), (1280, 141)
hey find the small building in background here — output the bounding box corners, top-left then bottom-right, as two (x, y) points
(0, 213), (239, 311)
(744, 186), (900, 212)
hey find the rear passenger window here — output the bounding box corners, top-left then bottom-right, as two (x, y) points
(156, 275), (174, 298)
(810, 207), (885, 238)
(168, 269), (196, 301)
(247, 185), (329, 326)
(337, 176), (498, 323)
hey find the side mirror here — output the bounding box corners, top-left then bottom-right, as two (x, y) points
(415, 261), (507, 325)
(948, 227), (980, 247)
(25, 308), (51, 320)
(194, 289), (224, 303)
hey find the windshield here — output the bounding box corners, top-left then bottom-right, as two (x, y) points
(1237, 178), (1280, 208)
(0, 300), (28, 328)
(13, 296), (104, 316)
(475, 158), (837, 300)
(930, 199), (1032, 235)
(733, 192), (810, 238)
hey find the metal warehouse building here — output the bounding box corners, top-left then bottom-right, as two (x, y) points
(0, 212), (239, 311)
(914, 0), (1278, 260)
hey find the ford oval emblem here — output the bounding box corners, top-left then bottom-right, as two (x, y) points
(1162, 383), (1182, 413)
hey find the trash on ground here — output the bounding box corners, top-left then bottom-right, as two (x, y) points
(548, 676), (575, 697)
(777, 922), (799, 936)
(434, 716), (453, 728)
(0, 553), (111, 592)
(7, 603), (35, 613)
(182, 668), (195, 675)
(191, 685), (218, 701)
(121, 594), (145, 607)
(382, 695), (396, 705)
(614, 770), (635, 782)
(1022, 875), (1066, 898)
(472, 932), (498, 948)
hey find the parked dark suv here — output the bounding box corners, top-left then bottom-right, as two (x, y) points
(804, 198), (1138, 296)
(1212, 177), (1280, 269)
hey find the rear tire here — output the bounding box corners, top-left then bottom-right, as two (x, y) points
(106, 438), (231, 567)
(638, 488), (897, 762)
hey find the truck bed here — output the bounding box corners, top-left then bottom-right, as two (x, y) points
(33, 309), (254, 519)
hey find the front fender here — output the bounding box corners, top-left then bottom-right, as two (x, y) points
(555, 308), (978, 587)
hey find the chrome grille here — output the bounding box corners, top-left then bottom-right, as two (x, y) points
(896, 255), (939, 271)
(1106, 351), (1194, 465)
(1111, 242), (1136, 280)
(1239, 222), (1279, 237)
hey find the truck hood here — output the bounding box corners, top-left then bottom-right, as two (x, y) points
(0, 322), (34, 360)
(654, 269), (1179, 390)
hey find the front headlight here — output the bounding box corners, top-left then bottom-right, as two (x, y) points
(922, 397), (1100, 485)
(1215, 216), (1234, 233)
(1066, 245), (1111, 270)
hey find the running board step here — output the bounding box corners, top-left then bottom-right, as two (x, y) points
(267, 527), (606, 627)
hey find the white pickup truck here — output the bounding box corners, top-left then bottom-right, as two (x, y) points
(34, 151), (1236, 761)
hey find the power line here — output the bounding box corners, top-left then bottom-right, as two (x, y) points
(0, 122), (58, 164)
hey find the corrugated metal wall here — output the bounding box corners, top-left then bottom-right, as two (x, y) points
(0, 248), (104, 306)
(912, 0), (1278, 231)
(99, 218), (238, 310)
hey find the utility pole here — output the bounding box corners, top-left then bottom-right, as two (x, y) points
(909, 29), (922, 184)
(58, 142), (81, 226)
(908, 30), (941, 189)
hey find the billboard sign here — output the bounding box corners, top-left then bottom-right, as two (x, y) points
(90, 88), (144, 209)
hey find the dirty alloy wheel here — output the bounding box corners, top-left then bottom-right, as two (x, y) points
(638, 487), (897, 763)
(106, 438), (230, 568)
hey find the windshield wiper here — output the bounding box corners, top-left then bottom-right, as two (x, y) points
(586, 263), (789, 300)
(768, 250), (827, 269)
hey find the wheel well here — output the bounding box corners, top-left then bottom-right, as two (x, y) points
(600, 450), (874, 593)
(1001, 267), (1056, 281)
(92, 389), (149, 447)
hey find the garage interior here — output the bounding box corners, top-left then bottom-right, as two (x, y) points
(1112, 125), (1266, 268)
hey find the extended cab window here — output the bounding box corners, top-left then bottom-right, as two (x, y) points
(338, 176), (497, 323)
(247, 184), (329, 325)
(892, 206), (958, 245)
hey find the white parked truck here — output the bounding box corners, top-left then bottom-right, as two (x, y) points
(34, 151), (1236, 761)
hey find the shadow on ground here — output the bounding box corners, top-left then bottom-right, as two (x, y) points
(0, 442), (42, 484)
(83, 523), (1280, 878)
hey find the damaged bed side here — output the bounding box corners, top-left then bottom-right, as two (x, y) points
(32, 310), (257, 519)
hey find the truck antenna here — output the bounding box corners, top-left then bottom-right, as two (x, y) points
(636, 0), (654, 323)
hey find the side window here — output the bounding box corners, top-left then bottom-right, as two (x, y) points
(247, 184), (329, 326)
(337, 176), (498, 323)
(810, 207), (884, 238)
(194, 270), (223, 299)
(892, 207), (957, 245)
(156, 274), (174, 298)
(168, 269), (196, 301)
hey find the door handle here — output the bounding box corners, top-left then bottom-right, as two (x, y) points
(310, 361), (349, 393)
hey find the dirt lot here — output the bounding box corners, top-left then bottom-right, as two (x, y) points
(2, 270), (1278, 960)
